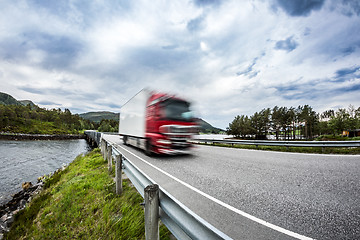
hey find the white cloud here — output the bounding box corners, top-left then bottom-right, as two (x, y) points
(200, 41), (210, 52)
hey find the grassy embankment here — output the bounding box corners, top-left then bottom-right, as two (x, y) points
(197, 135), (360, 154)
(5, 149), (171, 239)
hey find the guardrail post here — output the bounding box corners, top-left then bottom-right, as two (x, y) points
(145, 184), (159, 240)
(108, 145), (112, 173)
(101, 139), (106, 159)
(115, 154), (123, 195)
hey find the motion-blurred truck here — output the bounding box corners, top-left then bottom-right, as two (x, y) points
(119, 89), (198, 155)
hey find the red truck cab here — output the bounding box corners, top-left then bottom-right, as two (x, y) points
(145, 93), (198, 154)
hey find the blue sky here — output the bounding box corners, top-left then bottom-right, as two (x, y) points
(1, 0), (359, 129)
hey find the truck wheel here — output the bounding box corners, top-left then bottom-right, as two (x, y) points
(145, 140), (152, 156)
(123, 136), (128, 145)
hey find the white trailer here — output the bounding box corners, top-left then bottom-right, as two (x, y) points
(119, 89), (151, 148)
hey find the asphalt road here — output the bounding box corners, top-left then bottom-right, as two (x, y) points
(104, 135), (360, 239)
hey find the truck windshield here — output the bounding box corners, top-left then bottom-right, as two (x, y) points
(161, 99), (193, 121)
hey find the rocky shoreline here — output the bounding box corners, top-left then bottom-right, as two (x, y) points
(0, 165), (67, 239)
(0, 181), (43, 239)
(0, 132), (85, 141)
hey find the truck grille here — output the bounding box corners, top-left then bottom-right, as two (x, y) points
(170, 137), (191, 149)
(160, 125), (198, 135)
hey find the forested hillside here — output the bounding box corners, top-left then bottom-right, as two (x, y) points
(0, 104), (95, 134)
(0, 92), (96, 134)
(0, 92), (21, 105)
(79, 111), (119, 123)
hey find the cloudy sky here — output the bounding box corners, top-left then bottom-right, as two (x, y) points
(1, 0), (359, 129)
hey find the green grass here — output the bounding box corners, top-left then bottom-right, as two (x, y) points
(5, 149), (171, 240)
(198, 142), (360, 154)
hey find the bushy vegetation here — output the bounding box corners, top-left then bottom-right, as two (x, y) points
(79, 111), (119, 123)
(0, 104), (95, 134)
(5, 149), (171, 239)
(227, 105), (360, 140)
(98, 119), (119, 132)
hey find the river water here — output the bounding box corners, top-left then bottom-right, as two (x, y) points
(0, 139), (90, 205)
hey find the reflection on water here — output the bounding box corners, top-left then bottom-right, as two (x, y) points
(0, 139), (90, 205)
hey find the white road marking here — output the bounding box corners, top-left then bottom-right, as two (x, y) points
(108, 136), (313, 240)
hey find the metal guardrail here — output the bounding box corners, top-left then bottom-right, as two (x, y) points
(84, 131), (231, 240)
(191, 138), (360, 148)
(113, 146), (230, 240)
(84, 130), (102, 146)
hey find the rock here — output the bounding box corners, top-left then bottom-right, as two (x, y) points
(19, 199), (27, 209)
(0, 214), (7, 223)
(22, 182), (32, 190)
(12, 209), (19, 216)
(5, 214), (14, 226)
(0, 221), (8, 231)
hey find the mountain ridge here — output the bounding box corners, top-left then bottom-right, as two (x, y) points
(79, 111), (119, 123)
(0, 92), (36, 107)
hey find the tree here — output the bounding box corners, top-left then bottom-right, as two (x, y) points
(260, 108), (271, 138)
(347, 105), (358, 130)
(227, 115), (251, 138)
(329, 108), (347, 134)
(320, 110), (334, 121)
(298, 105), (318, 140)
(227, 115), (241, 138)
(251, 112), (261, 137)
(271, 106), (282, 140)
(328, 106), (360, 135)
(98, 119), (119, 132)
(288, 107), (296, 140)
(279, 107), (291, 140)
(250, 109), (271, 139)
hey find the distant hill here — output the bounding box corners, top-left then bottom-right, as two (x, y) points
(0, 92), (35, 107)
(19, 100), (36, 107)
(0, 92), (20, 105)
(196, 118), (224, 134)
(79, 111), (119, 123)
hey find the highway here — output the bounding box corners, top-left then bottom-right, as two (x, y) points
(104, 134), (360, 240)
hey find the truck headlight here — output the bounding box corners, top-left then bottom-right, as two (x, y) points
(157, 139), (171, 145)
(159, 125), (171, 134)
